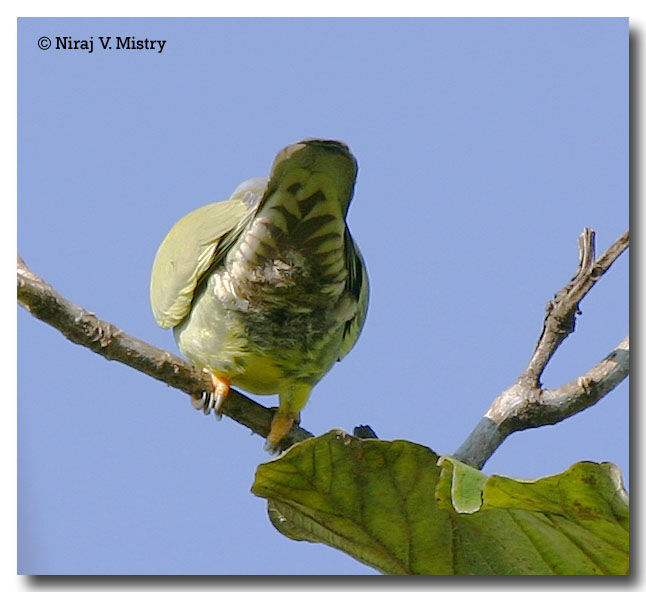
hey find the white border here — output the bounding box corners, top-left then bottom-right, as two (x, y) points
(6, 2), (641, 590)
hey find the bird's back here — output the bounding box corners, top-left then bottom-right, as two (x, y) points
(173, 140), (368, 395)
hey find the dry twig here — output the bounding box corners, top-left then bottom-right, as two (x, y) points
(454, 229), (629, 469)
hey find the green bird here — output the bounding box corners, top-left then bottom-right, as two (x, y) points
(150, 139), (369, 450)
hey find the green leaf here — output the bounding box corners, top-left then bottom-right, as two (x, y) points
(251, 430), (629, 575)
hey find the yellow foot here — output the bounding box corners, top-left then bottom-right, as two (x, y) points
(264, 411), (299, 454)
(192, 371), (230, 420)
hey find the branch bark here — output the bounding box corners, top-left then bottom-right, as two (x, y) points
(17, 255), (313, 450)
(454, 229), (629, 469)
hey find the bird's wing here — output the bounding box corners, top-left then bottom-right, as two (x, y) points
(150, 178), (267, 329)
(338, 230), (369, 360)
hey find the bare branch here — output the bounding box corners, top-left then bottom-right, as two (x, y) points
(523, 229), (629, 386)
(454, 229), (629, 469)
(17, 255), (313, 450)
(18, 223), (629, 468)
(538, 336), (629, 419)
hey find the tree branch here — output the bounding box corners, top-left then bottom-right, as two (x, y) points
(454, 229), (629, 469)
(18, 224), (629, 467)
(16, 254), (314, 450)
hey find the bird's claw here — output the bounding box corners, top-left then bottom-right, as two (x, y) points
(264, 410), (299, 455)
(191, 372), (230, 421)
(263, 439), (282, 456)
(191, 391), (217, 416)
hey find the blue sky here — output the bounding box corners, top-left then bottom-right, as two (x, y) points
(17, 17), (628, 575)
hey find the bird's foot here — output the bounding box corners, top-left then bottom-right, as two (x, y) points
(264, 410), (300, 454)
(192, 371), (230, 420)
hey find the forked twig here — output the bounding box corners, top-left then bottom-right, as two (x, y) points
(454, 229), (629, 469)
